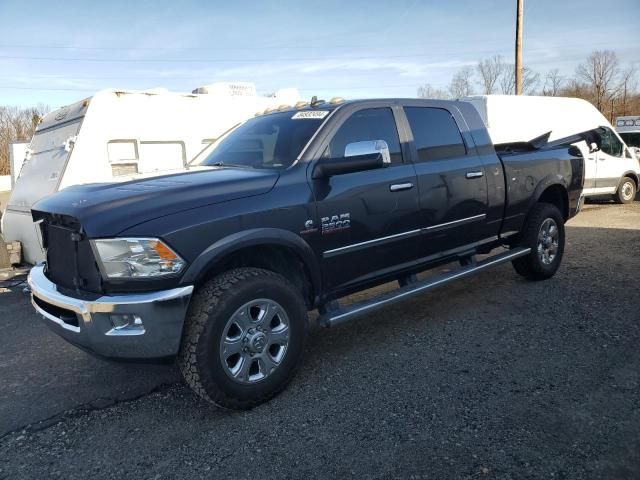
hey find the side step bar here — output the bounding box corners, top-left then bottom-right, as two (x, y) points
(317, 247), (531, 328)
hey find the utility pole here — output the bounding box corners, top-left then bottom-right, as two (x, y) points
(515, 0), (524, 95)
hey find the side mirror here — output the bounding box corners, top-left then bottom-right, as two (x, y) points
(312, 140), (391, 179)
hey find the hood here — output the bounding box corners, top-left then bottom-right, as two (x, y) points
(32, 167), (279, 236)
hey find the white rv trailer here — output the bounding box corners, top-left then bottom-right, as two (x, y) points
(463, 95), (640, 203)
(9, 141), (29, 188)
(1, 83), (300, 264)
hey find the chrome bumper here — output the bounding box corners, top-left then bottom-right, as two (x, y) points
(28, 265), (193, 359)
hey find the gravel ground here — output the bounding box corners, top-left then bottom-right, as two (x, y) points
(1, 201), (639, 480)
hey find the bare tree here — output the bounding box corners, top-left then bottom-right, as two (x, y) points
(542, 69), (564, 96)
(416, 83), (449, 99)
(614, 67), (637, 117)
(448, 66), (475, 98)
(0, 104), (49, 176)
(477, 55), (505, 94)
(575, 50), (620, 111)
(499, 65), (540, 95)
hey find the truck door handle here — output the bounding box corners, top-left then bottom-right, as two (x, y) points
(465, 171), (484, 179)
(389, 182), (414, 192)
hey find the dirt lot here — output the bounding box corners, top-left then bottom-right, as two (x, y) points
(0, 201), (639, 480)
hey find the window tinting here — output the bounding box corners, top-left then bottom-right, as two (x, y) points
(404, 107), (466, 162)
(328, 108), (403, 164)
(600, 128), (623, 157)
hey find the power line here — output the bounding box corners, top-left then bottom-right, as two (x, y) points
(0, 41), (441, 51)
(0, 84), (420, 93)
(0, 53), (486, 63)
(0, 44), (597, 64)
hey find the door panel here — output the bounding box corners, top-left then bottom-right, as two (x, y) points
(596, 128), (626, 193)
(402, 106), (489, 256)
(583, 147), (598, 194)
(314, 165), (421, 289)
(310, 107), (421, 290)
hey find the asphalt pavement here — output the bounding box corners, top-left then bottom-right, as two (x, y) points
(0, 200), (639, 479)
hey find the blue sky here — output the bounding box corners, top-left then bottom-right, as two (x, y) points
(0, 0), (638, 108)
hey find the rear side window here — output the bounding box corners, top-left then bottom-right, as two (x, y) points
(328, 108), (403, 164)
(404, 107), (466, 162)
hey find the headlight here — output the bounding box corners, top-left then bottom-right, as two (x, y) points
(92, 238), (186, 279)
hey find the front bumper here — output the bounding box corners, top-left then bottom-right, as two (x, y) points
(28, 265), (193, 360)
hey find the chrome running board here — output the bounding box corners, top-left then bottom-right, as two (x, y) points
(317, 247), (531, 327)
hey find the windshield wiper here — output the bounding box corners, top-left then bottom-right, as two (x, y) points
(209, 161), (250, 169)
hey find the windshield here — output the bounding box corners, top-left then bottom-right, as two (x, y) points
(197, 111), (328, 170)
(619, 132), (640, 148)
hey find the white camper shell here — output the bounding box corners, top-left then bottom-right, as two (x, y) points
(1, 83), (300, 264)
(463, 95), (640, 202)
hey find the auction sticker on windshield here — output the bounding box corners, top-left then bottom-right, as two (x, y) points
(292, 111), (329, 119)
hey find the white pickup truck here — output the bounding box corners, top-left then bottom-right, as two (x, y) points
(465, 95), (640, 204)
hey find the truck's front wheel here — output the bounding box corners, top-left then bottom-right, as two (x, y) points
(178, 268), (308, 409)
(512, 203), (565, 281)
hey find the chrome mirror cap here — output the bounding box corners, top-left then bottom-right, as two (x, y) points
(344, 139), (390, 165)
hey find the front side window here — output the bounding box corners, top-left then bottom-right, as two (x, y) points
(404, 107), (466, 162)
(600, 128), (623, 157)
(199, 111), (327, 170)
(327, 108), (403, 164)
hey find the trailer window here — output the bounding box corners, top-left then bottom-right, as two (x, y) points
(138, 141), (186, 172)
(404, 107), (466, 162)
(107, 140), (138, 163)
(108, 140), (139, 176)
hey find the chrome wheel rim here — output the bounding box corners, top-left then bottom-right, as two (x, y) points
(621, 181), (634, 201)
(219, 299), (290, 384)
(537, 218), (559, 265)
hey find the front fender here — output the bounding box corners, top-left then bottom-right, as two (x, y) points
(180, 228), (321, 295)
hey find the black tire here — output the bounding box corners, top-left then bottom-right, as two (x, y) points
(512, 202), (565, 281)
(178, 267), (308, 409)
(614, 176), (636, 204)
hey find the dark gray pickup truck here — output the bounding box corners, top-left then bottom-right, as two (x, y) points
(28, 98), (588, 408)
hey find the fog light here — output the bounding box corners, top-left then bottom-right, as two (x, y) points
(107, 314), (145, 335)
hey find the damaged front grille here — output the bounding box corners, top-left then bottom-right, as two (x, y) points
(40, 214), (103, 293)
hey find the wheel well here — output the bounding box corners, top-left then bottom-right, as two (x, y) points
(197, 245), (315, 307)
(620, 173), (639, 190)
(538, 184), (569, 220)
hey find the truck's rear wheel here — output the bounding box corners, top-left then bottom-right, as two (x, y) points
(178, 267), (308, 409)
(614, 176), (636, 204)
(512, 203), (565, 281)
